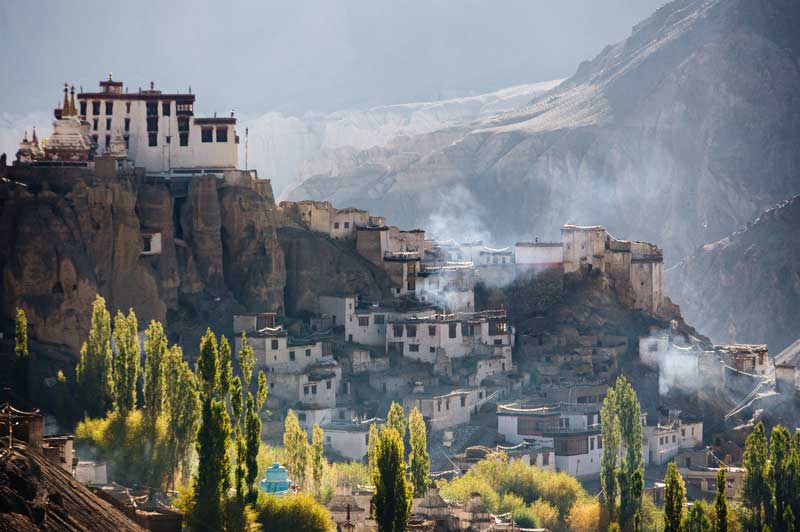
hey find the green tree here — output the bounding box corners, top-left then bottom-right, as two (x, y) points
(742, 422), (772, 530)
(372, 427), (412, 532)
(601, 384), (621, 526)
(684, 502), (712, 532)
(111, 309), (140, 415)
(14, 307), (29, 398)
(408, 407), (430, 497)
(163, 345), (200, 489)
(715, 465), (728, 532)
(143, 320), (168, 432)
(284, 409), (309, 488)
(191, 328), (232, 532)
(769, 425), (800, 532)
(230, 375), (245, 499)
(257, 370), (268, 410)
(615, 376), (644, 530)
(387, 402), (407, 440)
(218, 335), (233, 398)
(311, 424), (325, 495)
(664, 463), (686, 532)
(239, 333), (255, 390)
(244, 392), (262, 502)
(368, 422), (379, 473)
(76, 295), (113, 417)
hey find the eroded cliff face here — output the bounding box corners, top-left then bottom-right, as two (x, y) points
(278, 227), (393, 316)
(0, 170), (285, 357)
(666, 196), (800, 353)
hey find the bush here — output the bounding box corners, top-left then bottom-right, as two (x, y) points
(529, 499), (560, 532)
(566, 499), (601, 532)
(255, 492), (334, 532)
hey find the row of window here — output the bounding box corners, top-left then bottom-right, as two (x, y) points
(333, 221), (351, 229)
(659, 434), (678, 446)
(302, 380), (332, 395)
(287, 349), (313, 361)
(201, 127), (227, 143)
(391, 323), (459, 339)
(92, 117), (131, 132)
(81, 100), (193, 117)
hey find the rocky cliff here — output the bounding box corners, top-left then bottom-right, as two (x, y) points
(0, 167), (286, 358)
(666, 196), (800, 353)
(289, 0), (800, 262)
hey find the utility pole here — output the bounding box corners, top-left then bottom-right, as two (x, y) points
(245, 127), (249, 170)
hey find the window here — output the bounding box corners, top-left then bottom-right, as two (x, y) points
(449, 323), (457, 338)
(104, 134), (110, 148)
(428, 325), (436, 336)
(165, 135), (171, 144)
(542, 453), (549, 466)
(437, 400), (441, 412)
(409, 344), (419, 352)
(344, 222), (350, 228)
(92, 101), (100, 114)
(123, 135), (129, 148)
(148, 132), (157, 146)
(143, 235), (152, 252)
(333, 222), (340, 229)
(179, 132), (189, 146)
(162, 102), (171, 116)
(124, 118), (130, 132)
(79, 101), (87, 116)
(598, 436), (602, 449)
(105, 101), (113, 115)
(147, 117), (158, 131)
(365, 434), (369, 445)
(201, 128), (213, 142)
(289, 351), (295, 361)
(407, 325), (417, 338)
(105, 118), (111, 130)
(429, 347), (436, 353)
(672, 435), (676, 443)
(460, 396), (466, 407)
(311, 385), (317, 394)
(92, 118), (98, 131)
(393, 325), (403, 337)
(146, 102), (158, 116)
(305, 349), (311, 357)
(590, 437), (595, 451)
(91, 134), (98, 145)
(681, 429), (686, 437)
(271, 340), (279, 350)
(125, 102), (131, 113)
(178, 117), (190, 132)
(216, 127), (228, 142)
(358, 316), (369, 327)
(304, 386), (309, 395)
(326, 380), (331, 390)
(494, 339), (503, 345)
(374, 315), (385, 325)
(177, 102), (193, 114)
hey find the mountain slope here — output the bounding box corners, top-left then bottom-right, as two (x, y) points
(666, 196), (800, 353)
(289, 0), (800, 259)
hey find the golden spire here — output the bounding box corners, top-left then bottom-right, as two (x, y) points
(69, 85), (76, 116)
(62, 83), (70, 115)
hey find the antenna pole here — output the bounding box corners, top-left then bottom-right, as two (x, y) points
(245, 127), (249, 170)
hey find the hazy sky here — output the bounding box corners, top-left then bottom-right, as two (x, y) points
(1, 0), (665, 117)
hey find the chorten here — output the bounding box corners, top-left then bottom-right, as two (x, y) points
(43, 84), (91, 162)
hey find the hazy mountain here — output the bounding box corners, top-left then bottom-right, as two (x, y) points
(289, 0), (800, 259)
(666, 196), (800, 354)
(239, 80), (560, 197)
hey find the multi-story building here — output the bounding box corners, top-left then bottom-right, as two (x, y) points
(403, 384), (487, 432)
(75, 74), (238, 172)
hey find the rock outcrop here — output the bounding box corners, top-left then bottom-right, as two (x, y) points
(0, 443), (145, 532)
(0, 168), (286, 358)
(278, 227), (393, 316)
(289, 0), (800, 263)
(666, 196), (800, 353)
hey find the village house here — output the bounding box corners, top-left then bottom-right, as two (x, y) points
(678, 464), (745, 500)
(0, 404), (76, 476)
(514, 240), (563, 275)
(342, 297), (436, 347)
(403, 384), (486, 432)
(718, 344), (770, 376)
(643, 412), (704, 465)
(322, 418), (382, 460)
(319, 293), (357, 328)
(415, 263), (475, 313)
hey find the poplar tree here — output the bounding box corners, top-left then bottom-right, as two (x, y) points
(76, 295), (113, 417)
(239, 333), (255, 391)
(163, 345), (200, 489)
(769, 425), (799, 532)
(616, 376), (644, 529)
(284, 409), (309, 487)
(408, 407), (430, 497)
(664, 462), (686, 532)
(231, 375), (245, 499)
(218, 335), (233, 398)
(715, 466), (728, 532)
(14, 307), (29, 398)
(311, 424), (325, 495)
(111, 309), (140, 415)
(742, 422), (772, 530)
(684, 503), (712, 532)
(191, 329), (231, 532)
(257, 370), (268, 410)
(143, 320), (168, 432)
(373, 426), (412, 532)
(368, 423), (379, 473)
(600, 385), (621, 525)
(244, 392), (262, 501)
(387, 402), (407, 440)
